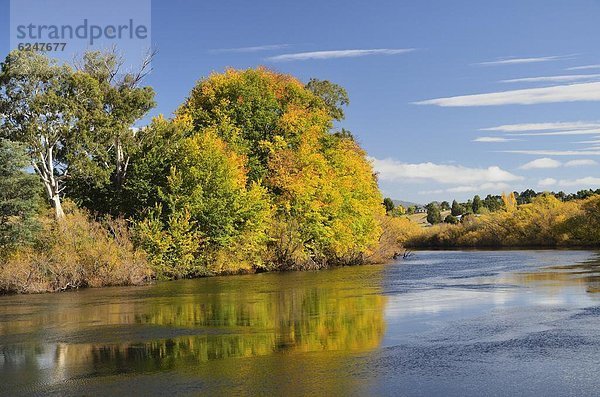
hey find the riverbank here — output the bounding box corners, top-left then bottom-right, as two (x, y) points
(0, 203), (419, 295)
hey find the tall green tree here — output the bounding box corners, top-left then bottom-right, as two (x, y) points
(426, 203), (442, 225)
(383, 197), (395, 213)
(0, 50), (98, 218)
(0, 50), (155, 218)
(472, 195), (482, 214)
(451, 200), (463, 216)
(67, 50), (155, 215)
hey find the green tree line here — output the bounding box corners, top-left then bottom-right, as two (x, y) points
(0, 50), (412, 293)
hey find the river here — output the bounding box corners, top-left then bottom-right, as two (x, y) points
(1, 250), (600, 396)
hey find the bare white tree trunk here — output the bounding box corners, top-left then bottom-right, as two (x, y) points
(31, 136), (66, 220)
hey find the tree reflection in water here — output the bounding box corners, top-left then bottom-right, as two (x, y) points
(0, 265), (387, 392)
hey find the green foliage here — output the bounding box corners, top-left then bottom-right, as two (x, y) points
(0, 140), (43, 252)
(391, 205), (406, 217)
(472, 195), (482, 214)
(66, 50), (156, 215)
(135, 130), (272, 277)
(444, 215), (459, 224)
(440, 201), (450, 211)
(483, 194), (503, 212)
(174, 68), (386, 270)
(120, 116), (187, 217)
(134, 204), (203, 280)
(383, 198), (395, 213)
(0, 50), (155, 219)
(1, 59), (407, 289)
(451, 200), (463, 216)
(305, 78), (350, 121)
(426, 203), (442, 225)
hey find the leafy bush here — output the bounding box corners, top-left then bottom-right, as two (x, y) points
(0, 203), (151, 293)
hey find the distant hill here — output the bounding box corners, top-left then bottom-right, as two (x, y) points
(392, 199), (421, 208)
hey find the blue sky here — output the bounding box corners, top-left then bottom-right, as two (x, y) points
(3, 0), (600, 203)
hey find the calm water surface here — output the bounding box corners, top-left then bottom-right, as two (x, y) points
(2, 250), (600, 396)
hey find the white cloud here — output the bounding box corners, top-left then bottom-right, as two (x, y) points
(576, 138), (600, 144)
(507, 129), (600, 136)
(564, 159), (598, 167)
(520, 158), (562, 169)
(482, 122), (600, 132)
(448, 182), (511, 193)
(476, 55), (571, 66)
(210, 44), (290, 53)
(370, 158), (522, 185)
(518, 158), (597, 169)
(413, 82), (600, 107)
(501, 74), (600, 84)
(266, 48), (414, 62)
(558, 177), (600, 187)
(567, 64), (600, 71)
(473, 137), (517, 142)
(538, 178), (557, 187)
(502, 150), (600, 156)
(419, 182), (511, 195)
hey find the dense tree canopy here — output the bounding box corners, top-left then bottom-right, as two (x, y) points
(135, 68), (386, 274)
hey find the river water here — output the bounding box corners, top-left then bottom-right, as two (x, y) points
(1, 250), (600, 396)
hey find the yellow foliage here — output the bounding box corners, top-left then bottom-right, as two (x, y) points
(0, 202), (150, 293)
(408, 194), (596, 248)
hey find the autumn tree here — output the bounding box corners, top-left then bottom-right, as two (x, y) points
(136, 129), (272, 277)
(175, 68), (385, 269)
(502, 192), (517, 212)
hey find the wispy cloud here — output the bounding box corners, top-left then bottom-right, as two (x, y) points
(473, 137), (518, 142)
(266, 48), (414, 62)
(520, 158), (562, 169)
(577, 138), (600, 144)
(419, 182), (511, 195)
(370, 158), (522, 185)
(482, 122), (600, 132)
(476, 55), (572, 66)
(567, 64), (600, 71)
(210, 44), (290, 53)
(507, 129), (600, 137)
(414, 82), (600, 107)
(501, 74), (600, 84)
(502, 149), (600, 156)
(538, 176), (600, 187)
(565, 159), (598, 167)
